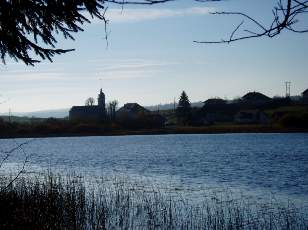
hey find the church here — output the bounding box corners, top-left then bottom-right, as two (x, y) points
(69, 89), (106, 122)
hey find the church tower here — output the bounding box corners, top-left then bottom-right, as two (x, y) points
(97, 89), (105, 111)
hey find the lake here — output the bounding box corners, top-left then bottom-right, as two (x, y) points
(1, 133), (308, 209)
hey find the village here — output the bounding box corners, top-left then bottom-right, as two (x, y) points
(1, 87), (307, 138)
(68, 88), (308, 129)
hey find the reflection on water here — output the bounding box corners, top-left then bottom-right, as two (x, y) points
(0, 133), (308, 208)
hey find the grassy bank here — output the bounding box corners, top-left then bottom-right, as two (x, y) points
(1, 124), (308, 140)
(0, 174), (307, 229)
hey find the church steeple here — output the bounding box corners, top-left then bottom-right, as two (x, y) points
(97, 89), (105, 110)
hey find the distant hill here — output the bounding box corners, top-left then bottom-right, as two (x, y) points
(0, 102), (205, 119)
(0, 108), (70, 119)
(0, 115), (45, 123)
(145, 101), (204, 111)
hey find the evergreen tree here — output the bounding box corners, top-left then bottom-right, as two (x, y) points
(176, 91), (191, 125)
(0, 0), (171, 66)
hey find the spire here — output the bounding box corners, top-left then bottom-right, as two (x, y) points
(98, 89), (105, 109)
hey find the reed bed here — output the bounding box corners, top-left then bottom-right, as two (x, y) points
(0, 174), (306, 230)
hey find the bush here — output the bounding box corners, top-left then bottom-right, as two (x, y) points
(279, 112), (308, 128)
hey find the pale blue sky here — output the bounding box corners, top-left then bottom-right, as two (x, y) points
(1, 0), (308, 113)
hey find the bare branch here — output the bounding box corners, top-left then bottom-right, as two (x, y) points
(211, 11), (268, 32)
(1, 155), (29, 192)
(195, 0), (308, 44)
(0, 140), (34, 192)
(229, 20), (244, 41)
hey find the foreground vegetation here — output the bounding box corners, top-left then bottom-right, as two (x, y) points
(0, 174), (307, 229)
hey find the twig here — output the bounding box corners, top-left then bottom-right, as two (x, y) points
(0, 140), (34, 192)
(194, 0), (308, 44)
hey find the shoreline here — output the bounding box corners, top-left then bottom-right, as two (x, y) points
(1, 125), (307, 139)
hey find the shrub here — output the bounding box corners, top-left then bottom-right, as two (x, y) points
(279, 112), (308, 128)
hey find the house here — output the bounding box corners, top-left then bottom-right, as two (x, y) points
(69, 89), (106, 122)
(234, 110), (269, 124)
(116, 103), (165, 128)
(116, 103), (150, 120)
(241, 92), (271, 105)
(204, 98), (227, 106)
(302, 88), (308, 102)
(202, 98), (238, 123)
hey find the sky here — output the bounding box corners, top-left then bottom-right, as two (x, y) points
(1, 0), (308, 113)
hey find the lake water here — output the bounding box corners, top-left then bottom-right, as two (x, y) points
(1, 133), (308, 209)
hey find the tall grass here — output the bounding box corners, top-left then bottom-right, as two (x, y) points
(0, 174), (306, 229)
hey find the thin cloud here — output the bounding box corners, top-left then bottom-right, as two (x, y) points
(97, 70), (154, 80)
(86, 58), (177, 80)
(1, 58), (175, 83)
(1, 72), (66, 81)
(93, 7), (214, 23)
(96, 61), (171, 72)
(92, 58), (177, 80)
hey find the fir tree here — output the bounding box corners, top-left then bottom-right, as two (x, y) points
(0, 0), (170, 66)
(176, 91), (191, 125)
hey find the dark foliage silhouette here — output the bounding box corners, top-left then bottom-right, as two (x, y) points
(0, 0), (172, 66)
(85, 97), (95, 106)
(108, 100), (118, 121)
(176, 91), (192, 125)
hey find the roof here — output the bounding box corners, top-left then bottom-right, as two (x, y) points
(302, 88), (308, 95)
(117, 103), (149, 113)
(242, 92), (271, 102)
(70, 106), (104, 112)
(204, 98), (226, 105)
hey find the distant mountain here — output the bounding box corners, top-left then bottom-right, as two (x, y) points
(0, 101), (205, 119)
(26, 109), (70, 118)
(145, 101), (204, 111)
(0, 108), (70, 118)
